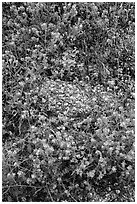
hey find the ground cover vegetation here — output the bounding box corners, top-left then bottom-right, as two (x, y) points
(2, 2), (135, 202)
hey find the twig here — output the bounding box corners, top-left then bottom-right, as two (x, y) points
(2, 186), (10, 196)
(46, 182), (54, 202)
(61, 180), (78, 202)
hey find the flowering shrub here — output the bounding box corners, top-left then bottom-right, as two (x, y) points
(3, 2), (134, 202)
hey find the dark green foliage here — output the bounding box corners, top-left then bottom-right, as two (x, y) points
(2, 2), (134, 202)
